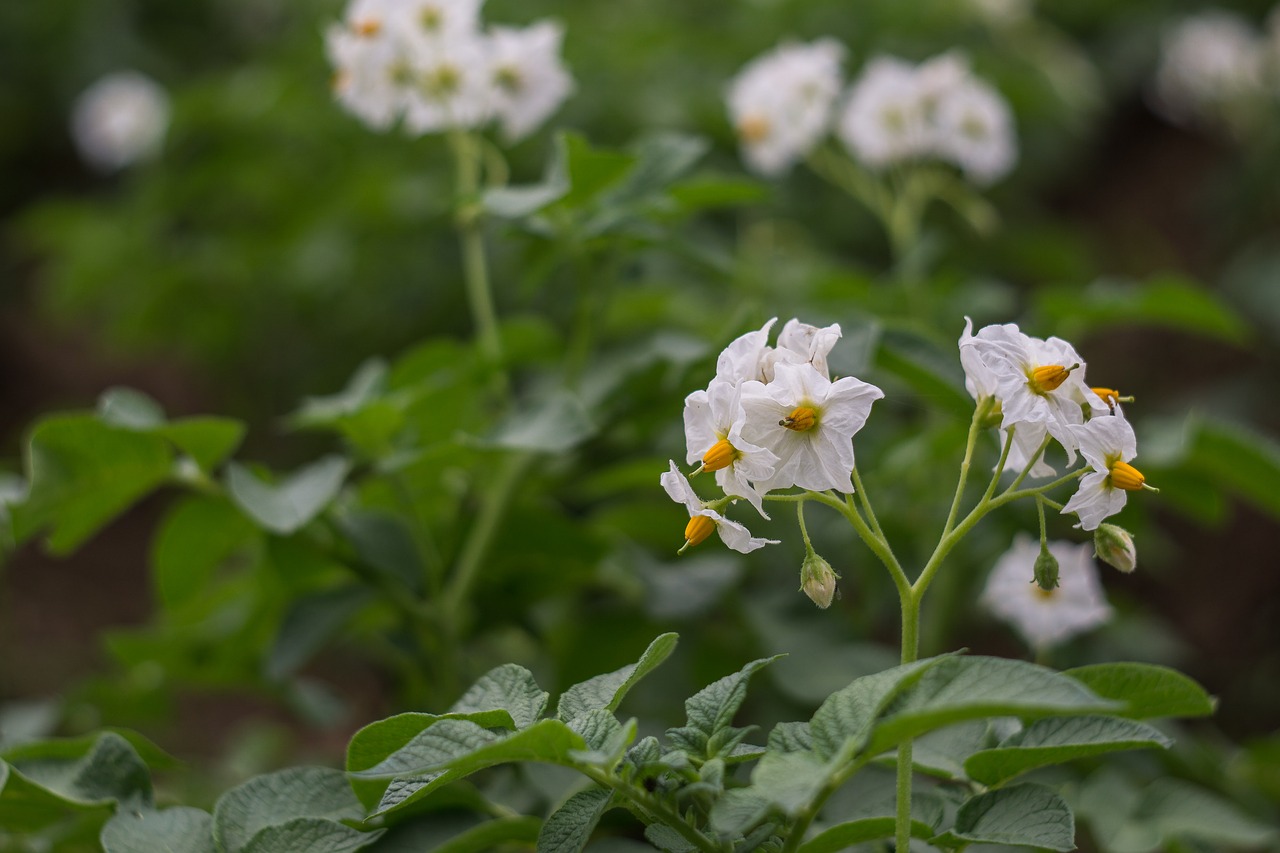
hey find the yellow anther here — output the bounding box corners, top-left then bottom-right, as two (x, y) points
(354, 18), (382, 37)
(1108, 460), (1146, 491)
(779, 406), (817, 432)
(701, 438), (738, 473)
(738, 115), (771, 144)
(1031, 363), (1078, 394)
(421, 6), (442, 29)
(683, 515), (716, 549)
(1092, 387), (1134, 415)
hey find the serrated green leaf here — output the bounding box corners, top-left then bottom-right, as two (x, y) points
(224, 455), (350, 535)
(933, 783), (1075, 851)
(480, 391), (595, 454)
(965, 716), (1172, 785)
(2, 732), (152, 808)
(12, 415), (174, 553)
(449, 663), (549, 729)
(213, 767), (364, 853)
(798, 816), (937, 852)
(151, 495), (260, 607)
(537, 787), (613, 853)
(266, 586), (376, 681)
(557, 633), (678, 722)
(1063, 662), (1214, 719)
(567, 710), (632, 760)
(241, 817), (384, 853)
(808, 656), (949, 761)
(100, 806), (215, 853)
(353, 719), (586, 781)
(866, 656), (1119, 756)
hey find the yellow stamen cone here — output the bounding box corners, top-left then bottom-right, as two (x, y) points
(779, 406), (817, 432)
(701, 438), (738, 473)
(355, 19), (382, 37)
(1109, 461), (1146, 491)
(739, 115), (771, 143)
(1031, 363), (1078, 393)
(682, 515), (716, 550)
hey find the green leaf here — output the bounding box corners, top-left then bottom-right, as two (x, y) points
(1036, 275), (1250, 345)
(334, 509), (426, 596)
(908, 721), (994, 780)
(742, 750), (832, 817)
(2, 731), (152, 808)
(212, 767), (364, 853)
(799, 816), (937, 852)
(537, 787), (613, 853)
(557, 633), (678, 722)
(241, 818), (384, 853)
(449, 663), (549, 730)
(567, 710), (634, 760)
(665, 656), (781, 756)
(965, 716), (1172, 786)
(1106, 778), (1276, 852)
(428, 817), (541, 853)
(266, 586), (376, 681)
(292, 360), (389, 424)
(808, 656), (949, 761)
(483, 139), (570, 218)
(101, 806), (215, 853)
(766, 722), (812, 754)
(1063, 662), (1215, 719)
(12, 415), (174, 553)
(643, 823), (696, 853)
(151, 495), (260, 607)
(98, 388), (167, 428)
(345, 711), (515, 812)
(866, 656), (1119, 756)
(1187, 419), (1280, 519)
(933, 783), (1075, 851)
(157, 418), (246, 472)
(352, 719), (586, 781)
(481, 391), (596, 454)
(224, 455), (350, 534)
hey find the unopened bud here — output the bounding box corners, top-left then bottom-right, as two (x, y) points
(1033, 544), (1059, 591)
(1094, 524), (1136, 573)
(978, 397), (1004, 430)
(800, 553), (839, 609)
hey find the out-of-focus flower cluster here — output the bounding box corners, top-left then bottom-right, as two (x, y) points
(726, 42), (1017, 184)
(325, 0), (573, 141)
(1153, 8), (1280, 134)
(662, 318), (883, 553)
(959, 319), (1152, 531)
(70, 71), (170, 172)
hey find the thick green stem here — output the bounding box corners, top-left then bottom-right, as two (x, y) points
(449, 131), (506, 389)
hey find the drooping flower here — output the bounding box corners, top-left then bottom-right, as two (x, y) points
(70, 71), (170, 171)
(981, 534), (1113, 651)
(739, 361), (884, 494)
(1061, 414), (1152, 530)
(661, 462), (779, 554)
(485, 22), (574, 142)
(683, 379), (779, 517)
(727, 39), (846, 176)
(771, 319), (842, 381)
(715, 317), (778, 384)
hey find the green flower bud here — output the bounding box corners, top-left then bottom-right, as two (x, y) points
(978, 397), (1004, 430)
(1033, 544), (1060, 591)
(800, 552), (839, 609)
(1094, 523), (1136, 573)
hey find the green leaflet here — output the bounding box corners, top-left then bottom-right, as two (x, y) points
(1064, 662), (1215, 719)
(212, 766), (365, 853)
(932, 783), (1075, 851)
(964, 715), (1172, 785)
(536, 787), (614, 853)
(556, 633), (678, 722)
(100, 807), (216, 853)
(224, 455), (351, 535)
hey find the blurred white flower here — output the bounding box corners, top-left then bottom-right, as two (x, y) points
(1153, 11), (1267, 126)
(661, 462), (779, 554)
(326, 16), (405, 130)
(70, 71), (169, 171)
(401, 31), (494, 134)
(1062, 414), (1149, 531)
(931, 77), (1017, 184)
(396, 0), (484, 44)
(837, 57), (931, 169)
(683, 379), (778, 518)
(981, 534), (1113, 651)
(726, 39), (845, 176)
(486, 22), (574, 142)
(739, 361), (883, 494)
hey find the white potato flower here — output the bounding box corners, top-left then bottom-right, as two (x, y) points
(981, 534), (1113, 651)
(661, 462), (779, 554)
(837, 57), (931, 169)
(401, 30), (494, 133)
(70, 71), (170, 171)
(486, 22), (573, 142)
(1153, 11), (1267, 125)
(715, 317), (778, 385)
(739, 361), (884, 494)
(683, 379), (779, 518)
(727, 39), (846, 176)
(931, 77), (1017, 184)
(1061, 414), (1151, 531)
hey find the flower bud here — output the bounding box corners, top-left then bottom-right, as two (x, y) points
(800, 553), (839, 609)
(1094, 524), (1136, 573)
(1033, 544), (1060, 591)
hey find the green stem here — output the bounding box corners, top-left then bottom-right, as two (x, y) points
(943, 398), (994, 537)
(850, 465), (887, 543)
(583, 769), (724, 853)
(449, 131), (506, 390)
(796, 500), (814, 553)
